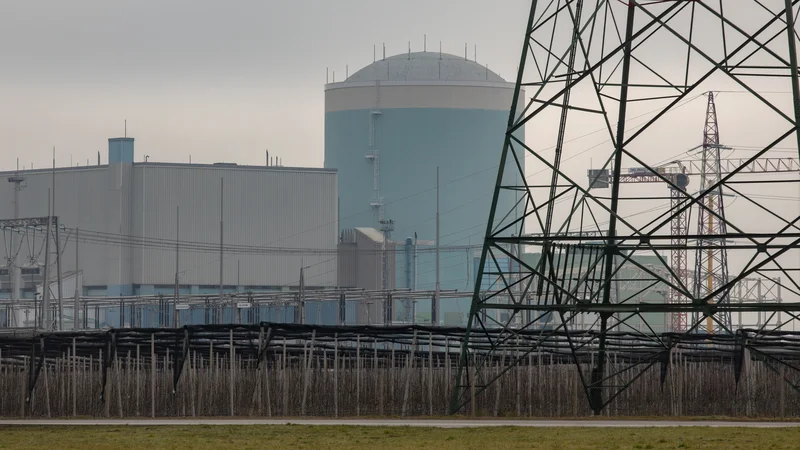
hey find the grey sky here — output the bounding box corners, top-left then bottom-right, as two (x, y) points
(0, 0), (530, 170)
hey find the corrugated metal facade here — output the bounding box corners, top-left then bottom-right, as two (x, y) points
(0, 159), (338, 295)
(0, 166), (111, 288)
(131, 163), (337, 288)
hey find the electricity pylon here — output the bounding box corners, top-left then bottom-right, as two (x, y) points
(451, 0), (800, 416)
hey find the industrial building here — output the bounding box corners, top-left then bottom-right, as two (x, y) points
(0, 52), (683, 332)
(325, 51), (525, 323)
(0, 137), (338, 308)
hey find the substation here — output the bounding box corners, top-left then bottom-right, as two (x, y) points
(2, 0), (800, 418)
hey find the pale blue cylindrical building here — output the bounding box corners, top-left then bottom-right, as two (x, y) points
(325, 51), (524, 324)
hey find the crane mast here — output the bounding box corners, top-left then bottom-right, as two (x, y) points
(669, 184), (690, 332)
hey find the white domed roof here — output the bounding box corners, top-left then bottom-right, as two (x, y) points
(345, 51), (506, 83)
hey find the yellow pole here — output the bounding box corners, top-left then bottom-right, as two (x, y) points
(706, 196), (714, 334)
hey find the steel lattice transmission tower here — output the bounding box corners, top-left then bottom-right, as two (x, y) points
(692, 92), (733, 332)
(451, 0), (800, 416)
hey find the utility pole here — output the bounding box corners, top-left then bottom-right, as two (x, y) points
(174, 206), (179, 327)
(52, 146), (64, 331)
(55, 222), (63, 331)
(8, 159), (25, 309)
(42, 190), (51, 330)
(433, 166), (440, 326)
(73, 228), (80, 330)
(218, 178), (224, 325)
(412, 232), (418, 324)
(299, 264), (305, 324)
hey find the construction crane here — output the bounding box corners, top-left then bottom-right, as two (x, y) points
(588, 94), (799, 332)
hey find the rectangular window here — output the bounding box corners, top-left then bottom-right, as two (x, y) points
(0, 269), (8, 276)
(21, 267), (41, 275)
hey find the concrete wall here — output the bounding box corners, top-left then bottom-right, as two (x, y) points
(337, 227), (396, 291)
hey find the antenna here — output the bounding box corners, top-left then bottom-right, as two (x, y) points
(51, 146), (56, 216)
(97, 151), (100, 165)
(439, 41), (442, 59)
(474, 44), (477, 62)
(465, 43), (467, 60)
(383, 43), (386, 60)
(346, 64), (349, 79)
(333, 71), (335, 83)
(326, 67), (329, 84)
(124, 119), (127, 138)
(373, 44), (376, 62)
(265, 149), (269, 166)
(408, 41), (411, 59)
(424, 34), (427, 52)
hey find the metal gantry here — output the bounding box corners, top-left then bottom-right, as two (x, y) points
(0, 217), (65, 331)
(452, 0), (800, 415)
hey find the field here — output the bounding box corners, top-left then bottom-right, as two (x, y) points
(0, 425), (798, 449)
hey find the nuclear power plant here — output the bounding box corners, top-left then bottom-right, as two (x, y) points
(1, 1), (800, 421)
(0, 49), (526, 329)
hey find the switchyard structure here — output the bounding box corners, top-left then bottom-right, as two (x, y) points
(453, 0), (800, 415)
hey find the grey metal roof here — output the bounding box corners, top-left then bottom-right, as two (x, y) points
(0, 163), (336, 177)
(345, 51), (506, 83)
(134, 162), (337, 173)
(0, 165), (107, 177)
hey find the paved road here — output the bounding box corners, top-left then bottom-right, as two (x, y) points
(0, 419), (799, 428)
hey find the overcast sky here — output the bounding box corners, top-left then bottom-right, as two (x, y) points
(0, 0), (531, 170)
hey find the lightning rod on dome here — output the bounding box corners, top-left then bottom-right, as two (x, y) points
(424, 34), (427, 52)
(408, 41), (411, 59)
(474, 44), (477, 62)
(382, 43), (386, 60)
(464, 43), (467, 60)
(439, 41), (442, 59)
(346, 64), (349, 78)
(373, 44), (376, 63)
